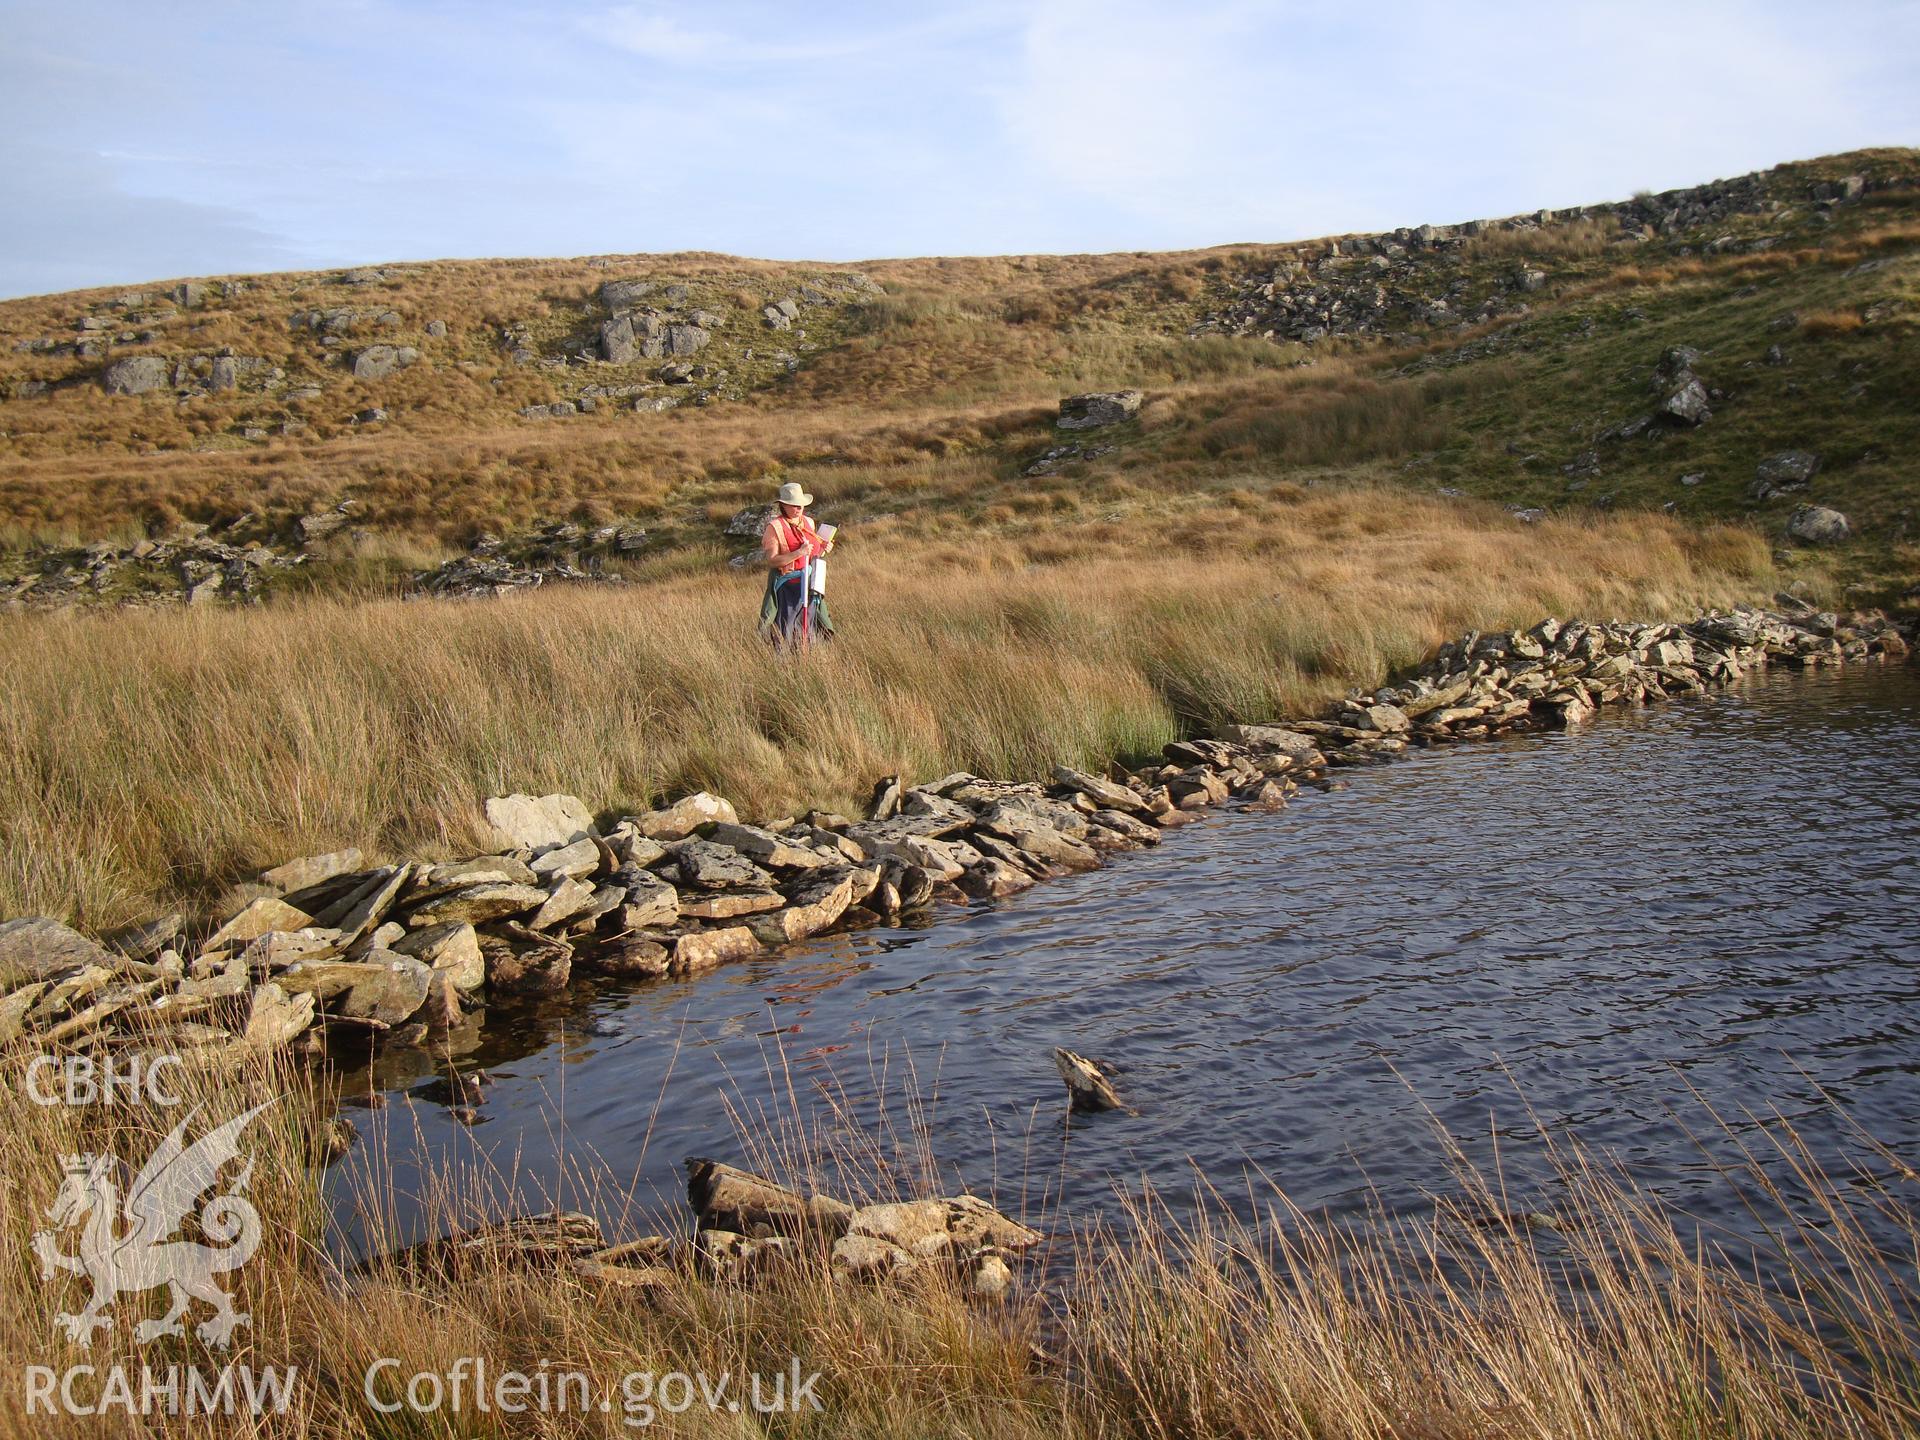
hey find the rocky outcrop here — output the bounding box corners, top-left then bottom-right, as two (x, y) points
(1753, 450), (1822, 501)
(406, 521), (648, 599)
(1195, 161), (1884, 348)
(0, 515), (328, 612)
(679, 1156), (1036, 1292)
(100, 356), (170, 395)
(1057, 391), (1143, 430)
(348, 344), (419, 380)
(1651, 346), (1712, 426)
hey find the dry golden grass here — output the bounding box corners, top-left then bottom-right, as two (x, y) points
(0, 486), (1775, 932)
(1464, 215), (1623, 261)
(1799, 308), (1867, 338)
(1, 1034), (1912, 1439)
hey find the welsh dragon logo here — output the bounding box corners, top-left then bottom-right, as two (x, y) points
(31, 1101), (272, 1348)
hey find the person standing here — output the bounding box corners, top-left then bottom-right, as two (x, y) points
(759, 481), (832, 647)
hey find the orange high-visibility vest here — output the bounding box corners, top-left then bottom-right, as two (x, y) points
(768, 515), (818, 575)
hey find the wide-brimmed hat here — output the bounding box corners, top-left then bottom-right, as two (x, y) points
(776, 481), (813, 507)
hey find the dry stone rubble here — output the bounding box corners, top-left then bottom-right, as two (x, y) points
(1, 604), (1908, 1078)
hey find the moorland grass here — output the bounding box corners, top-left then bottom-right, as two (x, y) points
(0, 488), (1776, 932)
(0, 1034), (1912, 1440)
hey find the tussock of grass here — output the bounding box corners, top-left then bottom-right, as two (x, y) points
(0, 489), (1773, 930)
(1, 1038), (1912, 1439)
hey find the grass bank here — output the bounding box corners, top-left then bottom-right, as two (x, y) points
(1, 1043), (1913, 1439)
(0, 487), (1778, 930)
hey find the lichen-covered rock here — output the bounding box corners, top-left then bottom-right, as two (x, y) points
(1786, 505), (1850, 545)
(406, 882), (550, 929)
(202, 898), (314, 956)
(482, 793), (595, 852)
(101, 356), (170, 395)
(391, 921), (485, 991)
(0, 917), (117, 987)
(1752, 450), (1820, 500)
(1057, 390), (1143, 429)
(672, 839), (774, 891)
(635, 791), (738, 840)
(349, 344), (419, 380)
(669, 926), (760, 974)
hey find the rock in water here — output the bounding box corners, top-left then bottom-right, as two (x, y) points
(685, 1158), (847, 1236)
(1053, 1046), (1127, 1113)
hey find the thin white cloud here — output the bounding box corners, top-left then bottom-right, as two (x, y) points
(594, 10), (725, 62)
(0, 0), (1912, 295)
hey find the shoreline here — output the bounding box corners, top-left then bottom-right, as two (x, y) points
(6, 599), (1917, 1439)
(3, 597), (1910, 1071)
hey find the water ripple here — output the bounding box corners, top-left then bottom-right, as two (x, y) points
(332, 665), (1920, 1254)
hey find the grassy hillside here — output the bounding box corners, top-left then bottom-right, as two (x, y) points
(0, 147), (1913, 600)
(0, 147), (1914, 926)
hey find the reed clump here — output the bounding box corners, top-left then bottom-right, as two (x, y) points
(1, 1037), (1912, 1440)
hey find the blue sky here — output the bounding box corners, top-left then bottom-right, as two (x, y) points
(1, 0), (1916, 298)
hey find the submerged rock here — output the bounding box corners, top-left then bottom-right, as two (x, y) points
(1054, 1046), (1128, 1113)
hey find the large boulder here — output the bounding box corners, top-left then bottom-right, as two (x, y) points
(1658, 377), (1711, 425)
(673, 839), (774, 890)
(529, 838), (601, 880)
(101, 356), (170, 395)
(260, 848), (364, 894)
(685, 1158), (841, 1235)
(600, 279), (654, 312)
(339, 952), (431, 1023)
(1051, 766), (1153, 818)
(1054, 1046), (1126, 1112)
(241, 982), (316, 1050)
(203, 897), (314, 954)
(706, 822), (832, 870)
(482, 793), (596, 852)
(405, 881), (548, 928)
(724, 505), (780, 539)
(664, 324), (711, 356)
(349, 344), (419, 380)
(481, 928), (573, 993)
(845, 1193), (1042, 1259)
(614, 870), (680, 929)
(599, 316), (638, 364)
(1786, 505), (1851, 545)
(748, 874), (854, 945)
(1056, 390), (1144, 430)
(391, 921), (485, 991)
(670, 927), (760, 974)
(1216, 723), (1323, 762)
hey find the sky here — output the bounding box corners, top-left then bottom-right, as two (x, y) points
(1, 0), (1916, 299)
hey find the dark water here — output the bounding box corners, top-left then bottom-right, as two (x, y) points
(329, 664), (1920, 1258)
